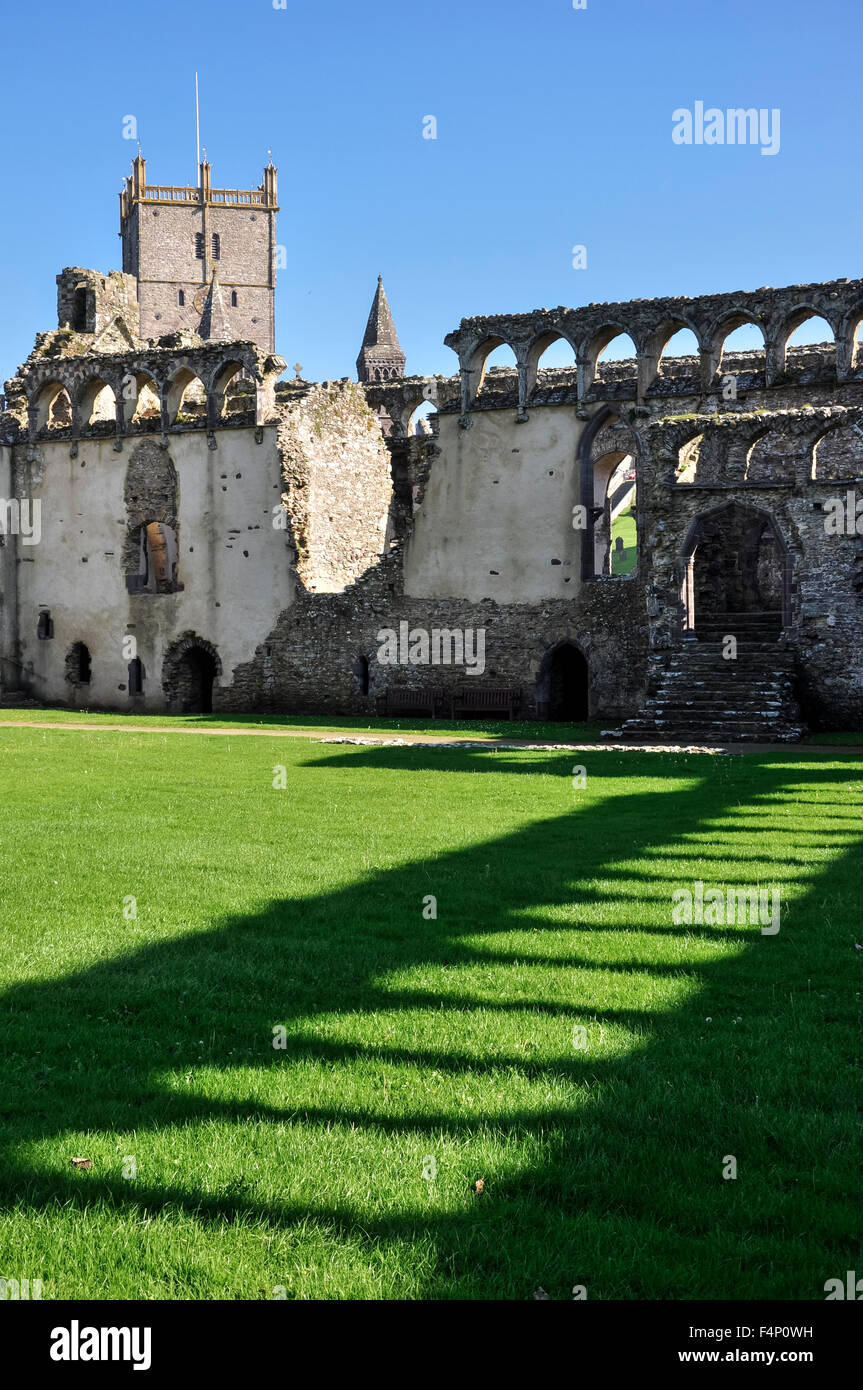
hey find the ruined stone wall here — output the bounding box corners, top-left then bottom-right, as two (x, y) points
(640, 406), (863, 729)
(404, 407), (584, 603)
(277, 382), (394, 592)
(218, 554), (647, 720)
(6, 265), (863, 730)
(56, 268), (139, 339)
(6, 427), (294, 710)
(0, 442), (18, 690)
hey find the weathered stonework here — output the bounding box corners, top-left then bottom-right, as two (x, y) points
(276, 382), (393, 592)
(2, 167), (863, 736)
(119, 156), (278, 353)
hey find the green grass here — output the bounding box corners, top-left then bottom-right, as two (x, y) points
(0, 705), (610, 743)
(611, 504), (637, 576)
(0, 728), (861, 1300)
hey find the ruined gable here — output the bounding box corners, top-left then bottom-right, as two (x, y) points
(276, 381), (394, 593)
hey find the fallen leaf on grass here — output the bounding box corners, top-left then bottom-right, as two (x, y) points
(473, 1178), (485, 1195)
(70, 1157), (92, 1170)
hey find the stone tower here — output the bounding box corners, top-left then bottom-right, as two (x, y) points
(356, 276), (405, 382)
(120, 154), (279, 353)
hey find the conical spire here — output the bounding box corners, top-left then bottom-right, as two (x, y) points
(356, 275), (406, 382)
(198, 269), (231, 342)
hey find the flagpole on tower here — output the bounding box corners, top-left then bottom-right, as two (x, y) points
(195, 72), (200, 175)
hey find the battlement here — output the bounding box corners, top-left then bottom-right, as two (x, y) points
(119, 156), (278, 219)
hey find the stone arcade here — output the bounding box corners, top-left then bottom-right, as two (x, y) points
(1, 153), (862, 737)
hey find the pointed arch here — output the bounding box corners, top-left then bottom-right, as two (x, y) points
(577, 407), (639, 580)
(679, 501), (791, 640)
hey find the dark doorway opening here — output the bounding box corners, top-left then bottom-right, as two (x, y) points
(174, 646), (216, 714)
(128, 657), (144, 696)
(356, 654), (370, 697)
(71, 287), (87, 332)
(547, 644), (589, 721)
(66, 641), (91, 687)
(682, 503), (788, 642)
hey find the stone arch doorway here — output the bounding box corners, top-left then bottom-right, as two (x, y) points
(163, 635), (221, 714)
(537, 642), (590, 721)
(680, 502), (791, 642)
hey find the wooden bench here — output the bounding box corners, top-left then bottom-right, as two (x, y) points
(450, 687), (523, 720)
(378, 687), (444, 718)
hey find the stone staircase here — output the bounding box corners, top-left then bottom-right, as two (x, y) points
(694, 609), (783, 643)
(618, 641), (805, 743)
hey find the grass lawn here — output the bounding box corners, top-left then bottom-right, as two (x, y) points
(0, 726), (861, 1300)
(0, 706), (609, 744)
(611, 504), (637, 576)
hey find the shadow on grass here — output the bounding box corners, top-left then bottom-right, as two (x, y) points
(0, 750), (861, 1298)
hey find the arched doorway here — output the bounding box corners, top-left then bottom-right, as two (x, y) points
(162, 635), (221, 714)
(537, 643), (589, 721)
(175, 646), (216, 713)
(681, 503), (790, 642)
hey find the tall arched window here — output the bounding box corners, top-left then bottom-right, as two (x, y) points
(126, 521), (179, 594)
(123, 441), (180, 594)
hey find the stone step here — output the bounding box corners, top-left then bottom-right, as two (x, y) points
(624, 718), (805, 737)
(627, 638), (804, 741)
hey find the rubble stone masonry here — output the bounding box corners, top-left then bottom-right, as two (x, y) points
(2, 262), (863, 732)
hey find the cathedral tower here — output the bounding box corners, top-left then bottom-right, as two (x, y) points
(120, 154), (279, 353)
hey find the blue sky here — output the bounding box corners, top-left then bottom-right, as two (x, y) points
(0, 0), (859, 384)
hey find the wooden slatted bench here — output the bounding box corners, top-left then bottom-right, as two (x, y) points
(450, 687), (523, 720)
(378, 687), (444, 717)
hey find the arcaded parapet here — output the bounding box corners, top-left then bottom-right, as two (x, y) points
(445, 276), (863, 415)
(2, 330), (286, 442)
(276, 381), (395, 592)
(361, 374), (460, 439)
